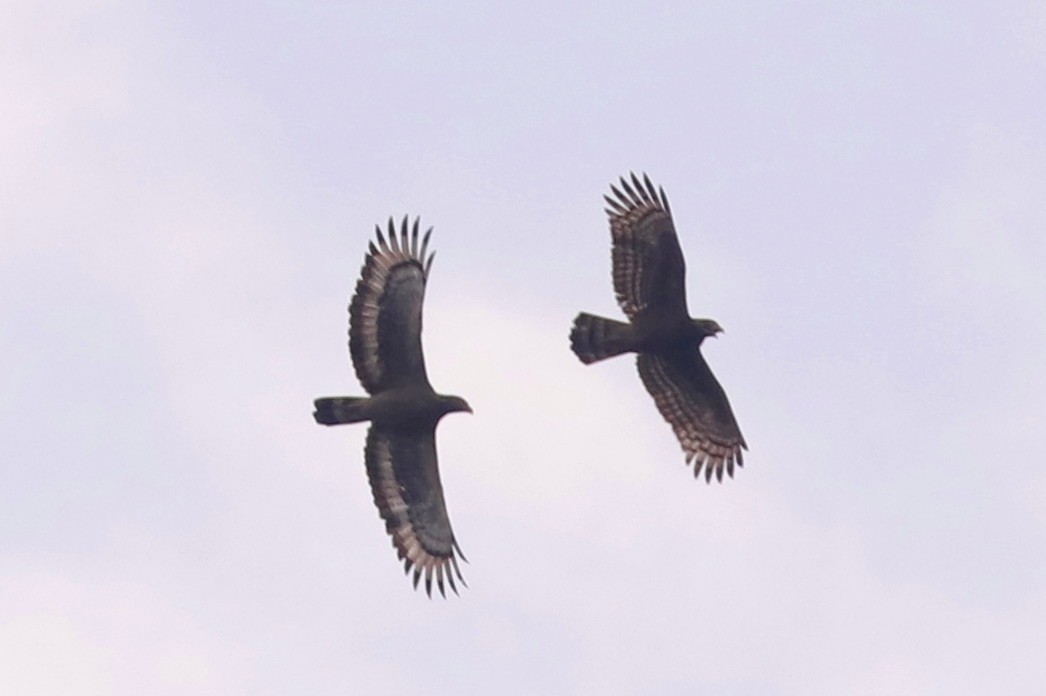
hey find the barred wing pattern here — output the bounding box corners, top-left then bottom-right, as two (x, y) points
(637, 352), (747, 483)
(349, 217), (435, 394)
(365, 426), (467, 598)
(604, 173), (689, 320)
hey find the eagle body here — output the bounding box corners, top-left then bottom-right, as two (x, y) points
(570, 174), (747, 483)
(315, 388), (467, 428)
(314, 217), (470, 598)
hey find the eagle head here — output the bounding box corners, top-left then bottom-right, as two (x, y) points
(441, 395), (473, 415)
(691, 319), (724, 342)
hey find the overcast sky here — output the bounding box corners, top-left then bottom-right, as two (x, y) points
(3, 2), (1046, 694)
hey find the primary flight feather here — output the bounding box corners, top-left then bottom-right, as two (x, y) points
(570, 173), (748, 482)
(313, 216), (470, 598)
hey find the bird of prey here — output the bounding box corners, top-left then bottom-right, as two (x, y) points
(569, 173), (747, 482)
(313, 217), (471, 597)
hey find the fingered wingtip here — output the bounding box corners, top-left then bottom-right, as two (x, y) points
(606, 171), (670, 213)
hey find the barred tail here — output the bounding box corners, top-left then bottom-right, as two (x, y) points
(569, 313), (635, 364)
(313, 396), (369, 425)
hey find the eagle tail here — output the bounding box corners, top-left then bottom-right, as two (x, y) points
(313, 397), (369, 425)
(570, 313), (634, 364)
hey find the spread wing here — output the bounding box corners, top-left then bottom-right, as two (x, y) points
(349, 217), (435, 395)
(605, 173), (688, 320)
(636, 351), (747, 483)
(365, 425), (467, 598)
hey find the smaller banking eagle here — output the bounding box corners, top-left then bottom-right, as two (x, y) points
(570, 173), (747, 482)
(314, 217), (471, 597)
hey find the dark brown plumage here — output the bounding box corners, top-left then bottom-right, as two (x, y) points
(313, 217), (470, 597)
(570, 173), (748, 482)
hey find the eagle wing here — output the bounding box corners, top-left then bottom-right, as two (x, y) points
(605, 173), (688, 320)
(349, 217), (435, 395)
(636, 351), (747, 483)
(365, 424), (466, 598)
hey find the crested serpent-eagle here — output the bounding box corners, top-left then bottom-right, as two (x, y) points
(570, 173), (748, 482)
(313, 217), (471, 597)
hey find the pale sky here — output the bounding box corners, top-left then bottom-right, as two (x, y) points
(3, 2), (1046, 694)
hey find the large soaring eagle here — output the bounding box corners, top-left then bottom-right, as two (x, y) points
(314, 217), (471, 597)
(570, 173), (747, 482)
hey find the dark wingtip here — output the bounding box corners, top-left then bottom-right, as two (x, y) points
(619, 176), (639, 204)
(449, 552), (467, 588)
(630, 171), (651, 204)
(447, 567), (459, 596)
(419, 226), (433, 271)
(642, 173), (661, 208)
(395, 215), (408, 252)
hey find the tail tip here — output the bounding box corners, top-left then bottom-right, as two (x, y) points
(312, 398), (341, 426)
